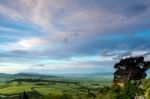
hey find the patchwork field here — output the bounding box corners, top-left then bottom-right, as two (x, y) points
(0, 73), (150, 99)
(0, 73), (112, 99)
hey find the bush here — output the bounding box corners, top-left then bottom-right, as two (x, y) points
(115, 82), (145, 99)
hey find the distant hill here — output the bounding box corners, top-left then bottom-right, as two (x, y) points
(0, 72), (113, 82)
(13, 73), (57, 78)
(0, 73), (58, 82)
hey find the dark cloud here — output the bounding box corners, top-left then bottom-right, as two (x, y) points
(63, 37), (69, 44)
(32, 64), (45, 67)
(124, 3), (148, 17)
(11, 50), (28, 54)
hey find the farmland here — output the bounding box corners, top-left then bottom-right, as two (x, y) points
(0, 73), (112, 99)
(0, 73), (150, 99)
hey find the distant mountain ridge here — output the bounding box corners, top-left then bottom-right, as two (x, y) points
(0, 71), (114, 82)
(0, 73), (58, 82)
(0, 71), (114, 77)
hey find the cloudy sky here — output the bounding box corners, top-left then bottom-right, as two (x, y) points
(0, 0), (150, 74)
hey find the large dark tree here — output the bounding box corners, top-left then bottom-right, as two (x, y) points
(113, 56), (150, 85)
(23, 91), (29, 99)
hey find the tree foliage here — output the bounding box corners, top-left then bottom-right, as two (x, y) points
(23, 91), (29, 99)
(113, 56), (150, 99)
(113, 56), (150, 85)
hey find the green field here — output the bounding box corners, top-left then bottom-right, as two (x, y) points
(0, 73), (113, 99)
(0, 73), (149, 99)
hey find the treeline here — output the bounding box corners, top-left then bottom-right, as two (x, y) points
(7, 78), (80, 85)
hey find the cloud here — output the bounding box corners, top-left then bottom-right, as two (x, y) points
(101, 49), (150, 60)
(0, 27), (24, 33)
(17, 38), (47, 49)
(0, 0), (149, 34)
(0, 63), (30, 74)
(24, 58), (115, 74)
(124, 3), (148, 17)
(0, 0), (150, 74)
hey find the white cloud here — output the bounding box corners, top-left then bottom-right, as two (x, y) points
(70, 55), (114, 62)
(0, 37), (48, 51)
(0, 63), (30, 74)
(131, 50), (149, 56)
(0, 27), (24, 32)
(17, 38), (47, 49)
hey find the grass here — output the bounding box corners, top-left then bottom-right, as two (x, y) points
(0, 82), (87, 98)
(0, 77), (150, 99)
(0, 79), (111, 95)
(0, 85), (32, 94)
(0, 76), (113, 99)
(34, 87), (62, 95)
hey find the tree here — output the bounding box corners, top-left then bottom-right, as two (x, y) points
(113, 56), (150, 85)
(19, 93), (22, 99)
(113, 56), (150, 99)
(23, 91), (29, 99)
(18, 81), (22, 85)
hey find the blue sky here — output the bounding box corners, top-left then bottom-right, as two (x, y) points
(0, 0), (150, 74)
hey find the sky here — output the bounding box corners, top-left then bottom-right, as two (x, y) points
(0, 0), (150, 74)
